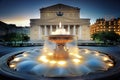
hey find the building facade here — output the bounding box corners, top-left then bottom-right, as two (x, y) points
(30, 4), (90, 41)
(90, 18), (120, 36)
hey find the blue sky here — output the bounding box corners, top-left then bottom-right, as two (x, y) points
(0, 0), (120, 26)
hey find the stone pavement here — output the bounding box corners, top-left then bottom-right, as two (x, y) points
(0, 45), (41, 57)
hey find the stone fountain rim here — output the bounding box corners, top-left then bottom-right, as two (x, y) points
(48, 35), (74, 36)
(0, 49), (120, 80)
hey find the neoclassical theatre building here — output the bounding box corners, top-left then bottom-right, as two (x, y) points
(30, 4), (90, 41)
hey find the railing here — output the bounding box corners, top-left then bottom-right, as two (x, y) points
(0, 41), (120, 47)
(0, 42), (44, 47)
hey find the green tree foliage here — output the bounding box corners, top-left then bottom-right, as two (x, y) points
(3, 33), (29, 42)
(22, 34), (30, 42)
(92, 31), (120, 43)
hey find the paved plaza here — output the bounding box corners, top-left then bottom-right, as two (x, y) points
(0, 45), (41, 57)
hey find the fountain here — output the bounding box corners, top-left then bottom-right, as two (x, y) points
(48, 22), (73, 60)
(0, 22), (116, 79)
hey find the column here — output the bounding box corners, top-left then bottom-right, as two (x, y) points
(44, 25), (47, 36)
(68, 25), (70, 34)
(62, 25), (64, 29)
(73, 25), (76, 35)
(56, 25), (58, 30)
(79, 26), (82, 39)
(39, 26), (42, 40)
(50, 25), (53, 34)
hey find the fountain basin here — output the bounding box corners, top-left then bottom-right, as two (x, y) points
(0, 49), (119, 80)
(48, 35), (74, 44)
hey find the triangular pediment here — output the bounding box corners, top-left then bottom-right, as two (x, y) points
(40, 4), (80, 11)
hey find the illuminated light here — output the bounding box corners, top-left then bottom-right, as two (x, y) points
(23, 53), (28, 57)
(49, 60), (56, 64)
(38, 56), (48, 63)
(40, 56), (46, 59)
(108, 63), (113, 67)
(94, 52), (100, 56)
(72, 59), (81, 63)
(13, 58), (20, 62)
(85, 49), (89, 54)
(95, 53), (99, 56)
(69, 53), (74, 55)
(103, 57), (109, 61)
(9, 64), (16, 68)
(58, 61), (66, 65)
(48, 53), (53, 56)
(74, 54), (82, 58)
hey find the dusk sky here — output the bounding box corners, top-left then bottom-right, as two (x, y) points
(0, 0), (120, 26)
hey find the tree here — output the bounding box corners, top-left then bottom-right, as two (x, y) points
(3, 33), (30, 46)
(22, 34), (30, 41)
(3, 33), (29, 42)
(92, 31), (120, 44)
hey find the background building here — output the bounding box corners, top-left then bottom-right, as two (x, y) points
(30, 4), (90, 41)
(90, 18), (120, 36)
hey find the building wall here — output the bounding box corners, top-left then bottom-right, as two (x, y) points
(81, 25), (90, 40)
(30, 25), (40, 40)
